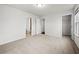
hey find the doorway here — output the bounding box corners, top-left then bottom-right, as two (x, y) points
(62, 15), (71, 36)
(41, 18), (45, 34)
(26, 17), (32, 36)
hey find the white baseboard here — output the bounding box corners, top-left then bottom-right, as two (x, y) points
(0, 35), (25, 45)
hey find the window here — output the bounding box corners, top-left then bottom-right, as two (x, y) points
(74, 11), (79, 37)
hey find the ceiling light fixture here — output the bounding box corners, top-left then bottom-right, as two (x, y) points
(34, 4), (45, 8)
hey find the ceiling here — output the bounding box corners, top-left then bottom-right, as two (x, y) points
(8, 4), (74, 16)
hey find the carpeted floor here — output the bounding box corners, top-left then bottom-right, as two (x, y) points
(0, 34), (79, 54)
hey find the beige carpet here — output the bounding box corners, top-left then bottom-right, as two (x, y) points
(0, 34), (79, 54)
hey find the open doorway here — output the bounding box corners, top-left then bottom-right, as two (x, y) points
(26, 17), (32, 36)
(41, 18), (45, 34)
(62, 15), (71, 37)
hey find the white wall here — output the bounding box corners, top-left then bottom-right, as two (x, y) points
(42, 11), (73, 38)
(44, 13), (62, 37)
(0, 5), (37, 45)
(36, 17), (41, 34)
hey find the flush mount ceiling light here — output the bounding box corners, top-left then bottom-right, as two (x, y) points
(33, 4), (45, 8)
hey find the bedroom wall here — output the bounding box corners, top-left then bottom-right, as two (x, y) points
(35, 17), (41, 35)
(42, 10), (73, 38)
(0, 5), (38, 45)
(43, 13), (62, 37)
